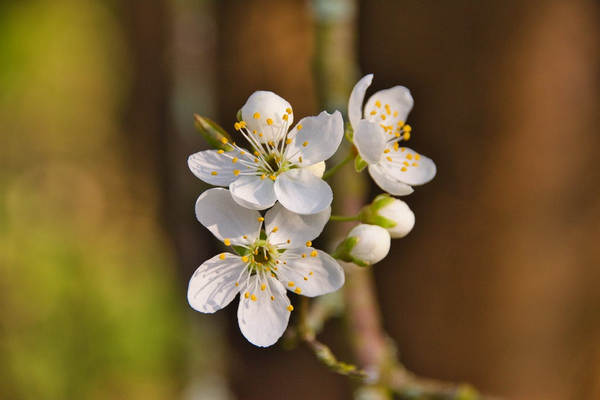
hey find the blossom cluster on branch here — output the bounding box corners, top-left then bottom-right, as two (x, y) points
(186, 74), (435, 347)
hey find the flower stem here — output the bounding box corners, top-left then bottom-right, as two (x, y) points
(322, 152), (354, 180)
(329, 214), (359, 222)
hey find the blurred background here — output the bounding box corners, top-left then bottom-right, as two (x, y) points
(1, 0), (599, 399)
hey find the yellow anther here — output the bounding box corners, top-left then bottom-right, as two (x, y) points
(219, 253), (226, 260)
(211, 171), (218, 176)
(397, 121), (405, 127)
(393, 111), (398, 117)
(260, 174), (266, 180)
(302, 141), (308, 147)
(403, 124), (412, 132)
(305, 241), (312, 247)
(394, 132), (401, 138)
(386, 156), (392, 162)
(254, 158), (259, 163)
(294, 287), (302, 294)
(273, 266), (278, 270)
(251, 294), (257, 301)
(298, 156), (303, 163)
(309, 271), (313, 276)
(385, 104), (391, 114)
(218, 149), (225, 154)
(254, 151), (260, 156)
(401, 167), (407, 172)
(233, 169), (240, 176)
(266, 118), (273, 126)
(412, 162), (419, 167)
(381, 114), (386, 120)
(239, 121), (247, 128)
(269, 175), (276, 181)
(288, 281), (295, 287)
(271, 226), (279, 233)
(261, 284), (266, 291)
(403, 132), (411, 140)
(240, 150), (246, 155)
(271, 295), (275, 301)
(224, 238), (231, 246)
(244, 292), (249, 299)
(286, 239), (291, 244)
(253, 112), (261, 119)
(406, 153), (413, 160)
(384, 149), (390, 153)
(310, 250), (318, 257)
(232, 157), (239, 163)
(271, 273), (276, 278)
(303, 277), (308, 281)
(286, 108), (292, 114)
(234, 122), (240, 131)
(252, 130), (257, 134)
(415, 154), (421, 160)
(375, 100), (381, 108)
(393, 142), (399, 151)
(286, 138), (292, 145)
(243, 235), (248, 239)
(258, 217), (264, 222)
(235, 282), (239, 287)
(370, 110), (377, 116)
(287, 305), (294, 312)
(301, 253), (306, 258)
(258, 132), (263, 138)
(403, 161), (409, 166)
(400, 147), (406, 152)
(242, 256), (249, 262)
(297, 124), (303, 131)
(220, 137), (228, 144)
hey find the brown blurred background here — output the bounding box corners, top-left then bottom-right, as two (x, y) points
(1, 0), (599, 399)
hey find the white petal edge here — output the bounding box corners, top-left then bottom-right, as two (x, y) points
(368, 164), (414, 196)
(274, 168), (333, 215)
(229, 175), (277, 210)
(348, 74), (373, 131)
(237, 275), (291, 347)
(277, 248), (345, 297)
(285, 111), (344, 166)
(195, 188), (261, 245)
(241, 91), (293, 143)
(188, 253), (247, 313)
(354, 120), (386, 164)
(188, 150), (248, 186)
(383, 148), (437, 186)
(265, 203), (331, 248)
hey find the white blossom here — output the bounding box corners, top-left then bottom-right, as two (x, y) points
(188, 91), (344, 215)
(348, 74), (436, 195)
(187, 188), (345, 347)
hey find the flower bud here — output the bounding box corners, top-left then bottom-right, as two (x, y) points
(359, 194), (415, 238)
(193, 114), (233, 151)
(333, 224), (391, 267)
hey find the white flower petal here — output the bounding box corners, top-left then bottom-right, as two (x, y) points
(274, 168), (332, 215)
(354, 120), (386, 164)
(277, 248), (344, 297)
(368, 164), (414, 196)
(364, 86), (414, 128)
(188, 150), (251, 186)
(348, 74), (373, 131)
(188, 253), (247, 313)
(237, 274), (291, 347)
(195, 188), (261, 244)
(285, 111), (344, 165)
(265, 203), (330, 247)
(229, 175), (277, 210)
(306, 161), (326, 178)
(241, 91), (293, 143)
(382, 147), (437, 186)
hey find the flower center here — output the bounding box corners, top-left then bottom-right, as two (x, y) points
(246, 239), (279, 273)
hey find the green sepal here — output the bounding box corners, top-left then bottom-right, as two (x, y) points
(332, 236), (369, 267)
(193, 114), (233, 151)
(344, 124), (354, 142)
(236, 109), (243, 122)
(232, 245), (250, 256)
(354, 154), (368, 172)
(358, 194), (397, 229)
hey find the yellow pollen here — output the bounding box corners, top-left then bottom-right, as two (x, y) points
(240, 150), (246, 155)
(401, 167), (407, 172)
(403, 132), (411, 140)
(403, 124), (412, 132)
(254, 151), (259, 156)
(232, 157), (238, 163)
(393, 142), (399, 151)
(287, 305), (294, 312)
(271, 226), (279, 233)
(261, 284), (266, 291)
(397, 121), (405, 127)
(234, 122), (240, 131)
(271, 295), (275, 301)
(406, 154), (413, 160)
(393, 111), (398, 117)
(310, 250), (318, 257)
(370, 110), (377, 116)
(386, 156), (392, 162)
(294, 287), (302, 294)
(251, 294), (257, 301)
(243, 235), (247, 239)
(288, 281), (295, 287)
(309, 271), (313, 276)
(282, 114), (288, 121)
(298, 156), (303, 163)
(415, 154), (421, 160)
(268, 140), (274, 146)
(302, 141), (308, 147)
(233, 169), (240, 176)
(269, 175), (276, 181)
(381, 114), (386, 120)
(235, 282), (239, 286)
(242, 256), (249, 262)
(301, 253), (306, 258)
(385, 104), (391, 114)
(286, 239), (291, 244)
(413, 162), (419, 167)
(271, 273), (276, 278)
(375, 100), (381, 108)
(403, 161), (409, 166)
(305, 241), (312, 247)
(211, 171), (218, 176)
(394, 132), (401, 138)
(224, 239), (231, 246)
(254, 158), (259, 163)
(244, 292), (249, 299)
(258, 217), (264, 222)
(240, 121), (247, 128)
(303, 277), (308, 281)
(266, 118), (273, 125)
(260, 174), (266, 180)
(253, 112), (260, 119)
(286, 108), (292, 114)
(218, 149), (224, 154)
(384, 149), (390, 153)
(400, 147), (406, 152)
(220, 137), (228, 144)
(286, 138), (292, 144)
(297, 124), (303, 131)
(219, 253), (226, 260)
(258, 133), (263, 138)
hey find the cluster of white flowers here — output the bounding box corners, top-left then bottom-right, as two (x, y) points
(187, 74), (435, 347)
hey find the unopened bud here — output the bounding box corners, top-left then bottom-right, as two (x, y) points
(193, 114), (233, 151)
(359, 194), (415, 238)
(333, 224), (390, 267)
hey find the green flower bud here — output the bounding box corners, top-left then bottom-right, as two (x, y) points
(193, 114), (233, 151)
(359, 194), (415, 238)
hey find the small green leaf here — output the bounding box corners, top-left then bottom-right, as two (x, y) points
(354, 154), (368, 172)
(193, 114), (233, 151)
